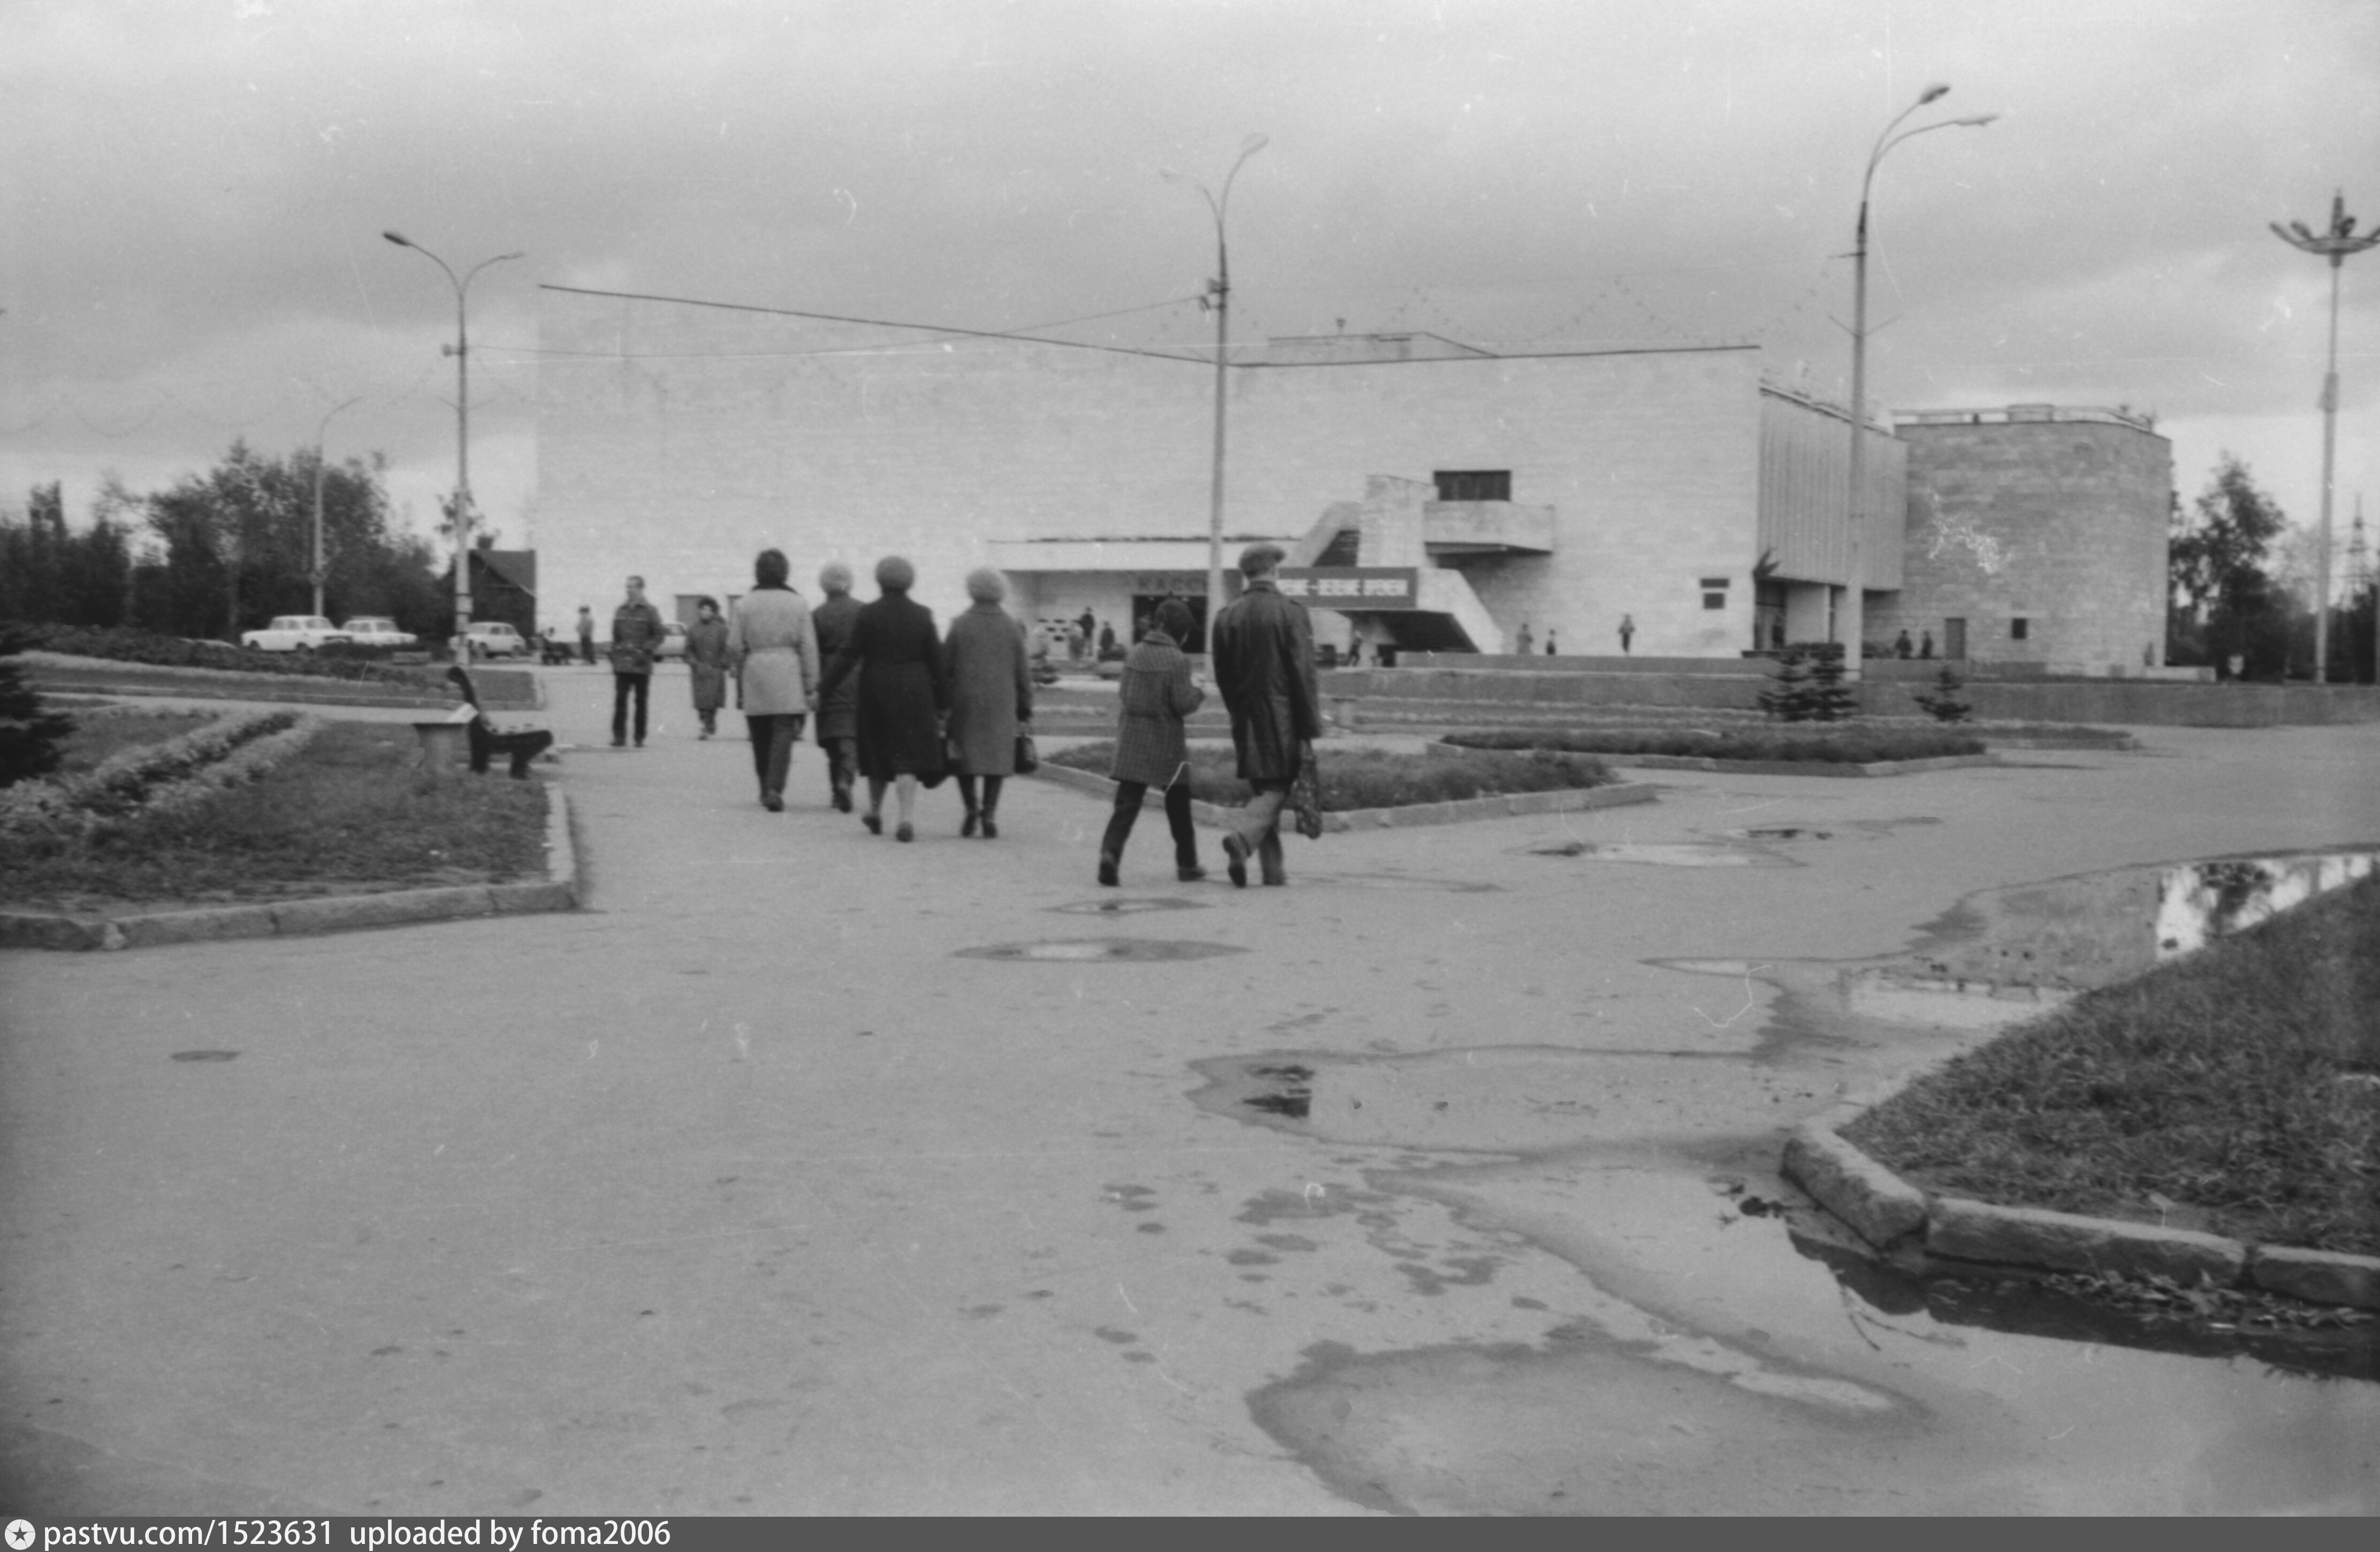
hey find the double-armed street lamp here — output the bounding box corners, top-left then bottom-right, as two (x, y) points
(2271, 193), (2380, 684)
(310, 395), (363, 619)
(1162, 133), (1268, 655)
(382, 231), (523, 651)
(1843, 85), (1995, 679)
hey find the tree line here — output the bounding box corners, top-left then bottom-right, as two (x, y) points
(2168, 454), (2378, 683)
(0, 442), (451, 641)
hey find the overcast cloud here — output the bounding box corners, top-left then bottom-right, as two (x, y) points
(5, 0), (2377, 579)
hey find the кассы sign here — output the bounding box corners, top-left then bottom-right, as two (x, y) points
(1274, 567), (1421, 609)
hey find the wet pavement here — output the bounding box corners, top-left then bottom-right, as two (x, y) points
(3, 672), (2378, 1513)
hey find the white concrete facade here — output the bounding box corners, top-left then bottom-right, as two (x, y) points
(529, 288), (1784, 656)
(528, 288), (2169, 671)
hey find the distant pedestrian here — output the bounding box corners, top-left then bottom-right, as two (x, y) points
(608, 576), (667, 748)
(1066, 622), (1086, 663)
(576, 605), (596, 666)
(811, 563), (863, 813)
(818, 555), (947, 842)
(1544, 630), (1558, 656)
(1099, 598), (1207, 888)
(1894, 629), (1913, 660)
(1919, 630), (1934, 660)
(684, 597), (733, 739)
(942, 567), (1033, 839)
(1211, 543), (1322, 888)
(1618, 614), (1634, 655)
(1077, 607), (1096, 647)
(1514, 622), (1534, 657)
(1097, 620), (1117, 655)
(727, 552), (819, 811)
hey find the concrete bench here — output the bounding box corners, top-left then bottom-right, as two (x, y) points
(444, 666), (555, 778)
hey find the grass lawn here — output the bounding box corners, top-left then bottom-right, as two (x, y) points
(1, 720), (550, 912)
(1443, 726), (1987, 762)
(1842, 872), (2380, 1258)
(1051, 740), (1615, 809)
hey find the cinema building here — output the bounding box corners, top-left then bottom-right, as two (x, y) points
(527, 286), (2170, 673)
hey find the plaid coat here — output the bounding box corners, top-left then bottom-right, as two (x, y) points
(1211, 579), (1319, 782)
(1108, 628), (1203, 787)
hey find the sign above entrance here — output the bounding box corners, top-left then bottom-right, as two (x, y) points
(1276, 567), (1422, 609)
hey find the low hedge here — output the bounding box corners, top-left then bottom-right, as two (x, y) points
(1050, 740), (1614, 809)
(20, 624), (438, 685)
(1441, 726), (1986, 763)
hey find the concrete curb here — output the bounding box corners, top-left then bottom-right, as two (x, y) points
(1422, 739), (2000, 778)
(0, 784), (578, 953)
(1029, 760), (1657, 832)
(1781, 1116), (2380, 1310)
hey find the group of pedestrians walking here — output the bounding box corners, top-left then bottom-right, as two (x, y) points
(592, 539), (1323, 887)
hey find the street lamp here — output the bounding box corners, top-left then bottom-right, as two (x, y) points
(310, 395), (363, 620)
(382, 231), (523, 654)
(2270, 193), (2379, 684)
(1162, 133), (1268, 654)
(1844, 86), (1995, 680)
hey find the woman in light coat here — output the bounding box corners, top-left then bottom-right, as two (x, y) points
(1098, 597), (1206, 885)
(940, 567), (1033, 838)
(727, 548), (820, 811)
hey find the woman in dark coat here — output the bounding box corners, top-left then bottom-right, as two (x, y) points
(1098, 597), (1206, 886)
(941, 567), (1033, 838)
(810, 562), (864, 812)
(816, 555), (946, 842)
(683, 596), (733, 739)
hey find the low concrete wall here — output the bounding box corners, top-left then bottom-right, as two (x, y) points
(1333, 664), (2380, 728)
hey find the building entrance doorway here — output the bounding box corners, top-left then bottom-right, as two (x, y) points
(1130, 592), (1207, 648)
(1944, 617), (1967, 660)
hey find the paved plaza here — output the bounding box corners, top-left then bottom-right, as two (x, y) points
(4, 668), (2379, 1514)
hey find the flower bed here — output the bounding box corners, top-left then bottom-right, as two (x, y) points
(1441, 725), (1986, 762)
(1, 719), (550, 916)
(0, 707), (321, 840)
(1049, 740), (1618, 808)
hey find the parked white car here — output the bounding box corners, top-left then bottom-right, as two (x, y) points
(464, 621), (531, 659)
(240, 615), (353, 652)
(340, 617), (418, 648)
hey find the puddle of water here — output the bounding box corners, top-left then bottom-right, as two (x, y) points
(1522, 840), (1787, 868)
(1194, 1048), (1830, 1152)
(1840, 973), (2073, 1030)
(1728, 825), (1845, 842)
(2155, 851), (2377, 958)
(956, 938), (1245, 962)
(1789, 1224), (2380, 1384)
(1047, 897), (1207, 915)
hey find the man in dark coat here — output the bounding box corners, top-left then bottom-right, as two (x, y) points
(1210, 543), (1321, 888)
(811, 563), (864, 812)
(608, 575), (667, 747)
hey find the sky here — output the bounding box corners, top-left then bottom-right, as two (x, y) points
(5, 0), (2378, 593)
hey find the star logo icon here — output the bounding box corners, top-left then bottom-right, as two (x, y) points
(6, 1519), (36, 1551)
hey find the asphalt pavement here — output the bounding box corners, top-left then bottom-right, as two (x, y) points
(4, 664), (2378, 1514)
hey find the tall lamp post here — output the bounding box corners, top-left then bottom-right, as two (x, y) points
(1163, 133), (1268, 654)
(382, 231), (523, 654)
(2270, 193), (2379, 685)
(1844, 86), (1994, 680)
(310, 395), (363, 620)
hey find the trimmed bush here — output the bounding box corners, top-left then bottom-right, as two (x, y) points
(19, 623), (439, 685)
(1050, 741), (1614, 809)
(1442, 726), (1985, 762)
